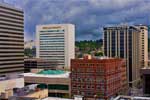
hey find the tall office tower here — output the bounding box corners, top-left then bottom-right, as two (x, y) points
(103, 25), (148, 86)
(136, 25), (148, 68)
(36, 24), (75, 69)
(0, 3), (24, 75)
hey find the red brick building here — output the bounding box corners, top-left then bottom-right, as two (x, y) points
(71, 57), (127, 100)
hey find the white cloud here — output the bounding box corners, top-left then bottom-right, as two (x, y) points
(24, 32), (34, 41)
(3, 0), (150, 40)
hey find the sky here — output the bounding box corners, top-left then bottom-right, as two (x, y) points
(1, 0), (150, 41)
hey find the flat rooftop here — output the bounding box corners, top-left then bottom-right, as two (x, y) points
(37, 70), (65, 75)
(141, 67), (150, 75)
(0, 75), (23, 81)
(42, 97), (73, 100)
(0, 2), (23, 11)
(42, 95), (83, 100)
(114, 95), (150, 100)
(13, 85), (41, 96)
(24, 70), (70, 78)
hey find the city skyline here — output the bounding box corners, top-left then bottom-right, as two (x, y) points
(0, 1), (150, 99)
(1, 0), (150, 41)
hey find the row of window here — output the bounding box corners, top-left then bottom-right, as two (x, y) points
(39, 56), (64, 58)
(40, 37), (64, 40)
(74, 64), (104, 66)
(40, 30), (65, 33)
(40, 52), (64, 55)
(40, 40), (64, 42)
(72, 78), (105, 83)
(40, 35), (64, 37)
(40, 46), (64, 47)
(72, 69), (105, 73)
(40, 47), (64, 50)
(72, 84), (105, 91)
(40, 33), (64, 35)
(37, 84), (69, 90)
(39, 57), (65, 60)
(40, 41), (64, 44)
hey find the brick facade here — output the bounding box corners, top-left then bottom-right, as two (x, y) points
(71, 58), (127, 100)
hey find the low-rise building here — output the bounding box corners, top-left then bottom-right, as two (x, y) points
(24, 58), (58, 72)
(71, 56), (127, 100)
(42, 95), (83, 100)
(24, 70), (71, 98)
(0, 76), (24, 99)
(141, 67), (150, 96)
(148, 60), (150, 67)
(114, 95), (150, 100)
(9, 86), (48, 100)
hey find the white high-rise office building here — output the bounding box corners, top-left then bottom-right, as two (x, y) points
(36, 24), (75, 69)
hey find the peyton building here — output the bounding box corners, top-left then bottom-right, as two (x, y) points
(71, 56), (127, 100)
(36, 24), (75, 69)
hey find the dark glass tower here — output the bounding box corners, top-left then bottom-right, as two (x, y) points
(104, 25), (148, 86)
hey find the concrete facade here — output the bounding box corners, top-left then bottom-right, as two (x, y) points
(36, 24), (75, 69)
(24, 71), (71, 97)
(136, 25), (148, 68)
(0, 77), (24, 99)
(0, 3), (24, 75)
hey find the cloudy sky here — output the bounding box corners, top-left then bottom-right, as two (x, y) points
(1, 0), (150, 41)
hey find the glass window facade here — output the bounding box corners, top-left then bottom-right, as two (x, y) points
(120, 30), (124, 58)
(111, 30), (116, 57)
(104, 31), (107, 56)
(39, 30), (65, 66)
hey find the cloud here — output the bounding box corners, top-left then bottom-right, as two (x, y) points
(2, 0), (150, 41)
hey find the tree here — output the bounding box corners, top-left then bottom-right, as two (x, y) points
(95, 52), (103, 56)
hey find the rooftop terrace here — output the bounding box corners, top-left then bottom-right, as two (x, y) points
(37, 70), (65, 75)
(24, 70), (70, 78)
